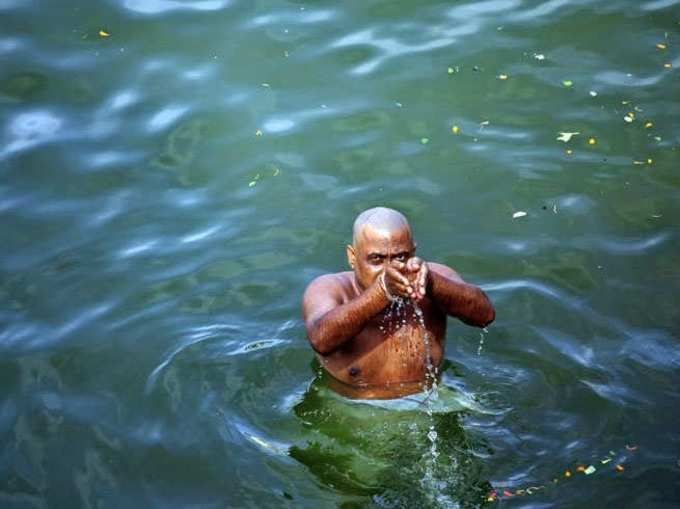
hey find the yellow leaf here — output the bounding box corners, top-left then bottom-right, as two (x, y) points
(588, 137), (597, 145)
(656, 43), (667, 50)
(644, 121), (653, 128)
(664, 63), (672, 68)
(451, 125), (460, 134)
(498, 74), (508, 80)
(99, 29), (110, 37)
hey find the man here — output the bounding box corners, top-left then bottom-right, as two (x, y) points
(302, 207), (495, 399)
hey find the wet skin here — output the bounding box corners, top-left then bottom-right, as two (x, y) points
(302, 224), (495, 399)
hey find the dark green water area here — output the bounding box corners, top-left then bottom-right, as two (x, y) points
(1, 1), (679, 507)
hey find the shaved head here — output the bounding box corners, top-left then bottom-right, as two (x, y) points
(352, 207), (411, 245)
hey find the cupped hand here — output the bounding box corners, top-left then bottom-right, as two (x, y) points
(404, 257), (429, 301)
(382, 264), (415, 299)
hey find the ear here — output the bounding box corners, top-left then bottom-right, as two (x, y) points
(346, 244), (356, 270)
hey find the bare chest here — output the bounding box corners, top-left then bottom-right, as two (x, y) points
(321, 299), (446, 387)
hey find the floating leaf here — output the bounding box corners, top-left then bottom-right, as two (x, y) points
(656, 43), (667, 50)
(566, 149), (573, 155)
(601, 458), (612, 464)
(589, 90), (598, 97)
(623, 114), (634, 123)
(584, 465), (596, 475)
(644, 121), (653, 128)
(576, 465), (586, 473)
(99, 29), (110, 37)
(562, 80), (573, 87)
(512, 211), (527, 219)
(615, 464), (625, 472)
(588, 137), (597, 145)
(534, 53), (546, 60)
(664, 63), (672, 68)
(498, 73), (508, 80)
(420, 137), (429, 145)
(451, 125), (460, 134)
(557, 131), (580, 142)
(564, 470), (572, 477)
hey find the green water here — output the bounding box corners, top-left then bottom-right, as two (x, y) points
(1, 1), (679, 507)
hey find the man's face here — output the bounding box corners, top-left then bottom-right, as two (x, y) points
(347, 225), (416, 290)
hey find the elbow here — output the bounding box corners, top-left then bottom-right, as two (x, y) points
(480, 305), (495, 328)
(476, 290), (495, 328)
(308, 328), (335, 356)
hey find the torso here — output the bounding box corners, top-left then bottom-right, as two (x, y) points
(318, 272), (447, 398)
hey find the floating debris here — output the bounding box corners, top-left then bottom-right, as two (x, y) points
(588, 137), (597, 145)
(534, 53), (546, 60)
(562, 79), (573, 87)
(656, 43), (667, 50)
(557, 131), (580, 142)
(512, 211), (527, 219)
(565, 469), (572, 477)
(480, 120), (490, 129)
(451, 125), (460, 135)
(615, 464), (625, 472)
(255, 129), (263, 136)
(664, 63), (672, 68)
(566, 149), (573, 155)
(584, 465), (596, 475)
(589, 90), (598, 97)
(498, 73), (508, 80)
(624, 114), (634, 123)
(99, 29), (110, 37)
(644, 121), (653, 128)
(420, 137), (429, 145)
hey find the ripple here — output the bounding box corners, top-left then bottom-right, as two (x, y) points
(119, 0), (230, 15)
(147, 105), (189, 133)
(640, 0), (680, 11)
(225, 338), (289, 356)
(2, 110), (63, 159)
(118, 240), (159, 258)
(180, 225), (221, 244)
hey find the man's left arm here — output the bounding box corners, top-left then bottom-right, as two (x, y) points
(409, 259), (495, 327)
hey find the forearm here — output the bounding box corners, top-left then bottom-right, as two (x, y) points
(429, 271), (495, 327)
(308, 282), (389, 354)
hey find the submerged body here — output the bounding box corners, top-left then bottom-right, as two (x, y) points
(302, 207), (495, 399)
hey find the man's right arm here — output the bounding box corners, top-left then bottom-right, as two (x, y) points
(302, 275), (389, 355)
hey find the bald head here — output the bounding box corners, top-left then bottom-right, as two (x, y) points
(352, 207), (411, 245)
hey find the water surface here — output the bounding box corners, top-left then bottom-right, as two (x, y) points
(1, 0), (679, 507)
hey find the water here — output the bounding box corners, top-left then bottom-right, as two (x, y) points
(2, 0), (680, 507)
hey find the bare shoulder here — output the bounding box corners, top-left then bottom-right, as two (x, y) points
(302, 272), (354, 322)
(303, 271), (352, 296)
(428, 262), (465, 283)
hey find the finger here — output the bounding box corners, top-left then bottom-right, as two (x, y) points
(418, 265), (429, 296)
(386, 266), (411, 287)
(405, 257), (420, 273)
